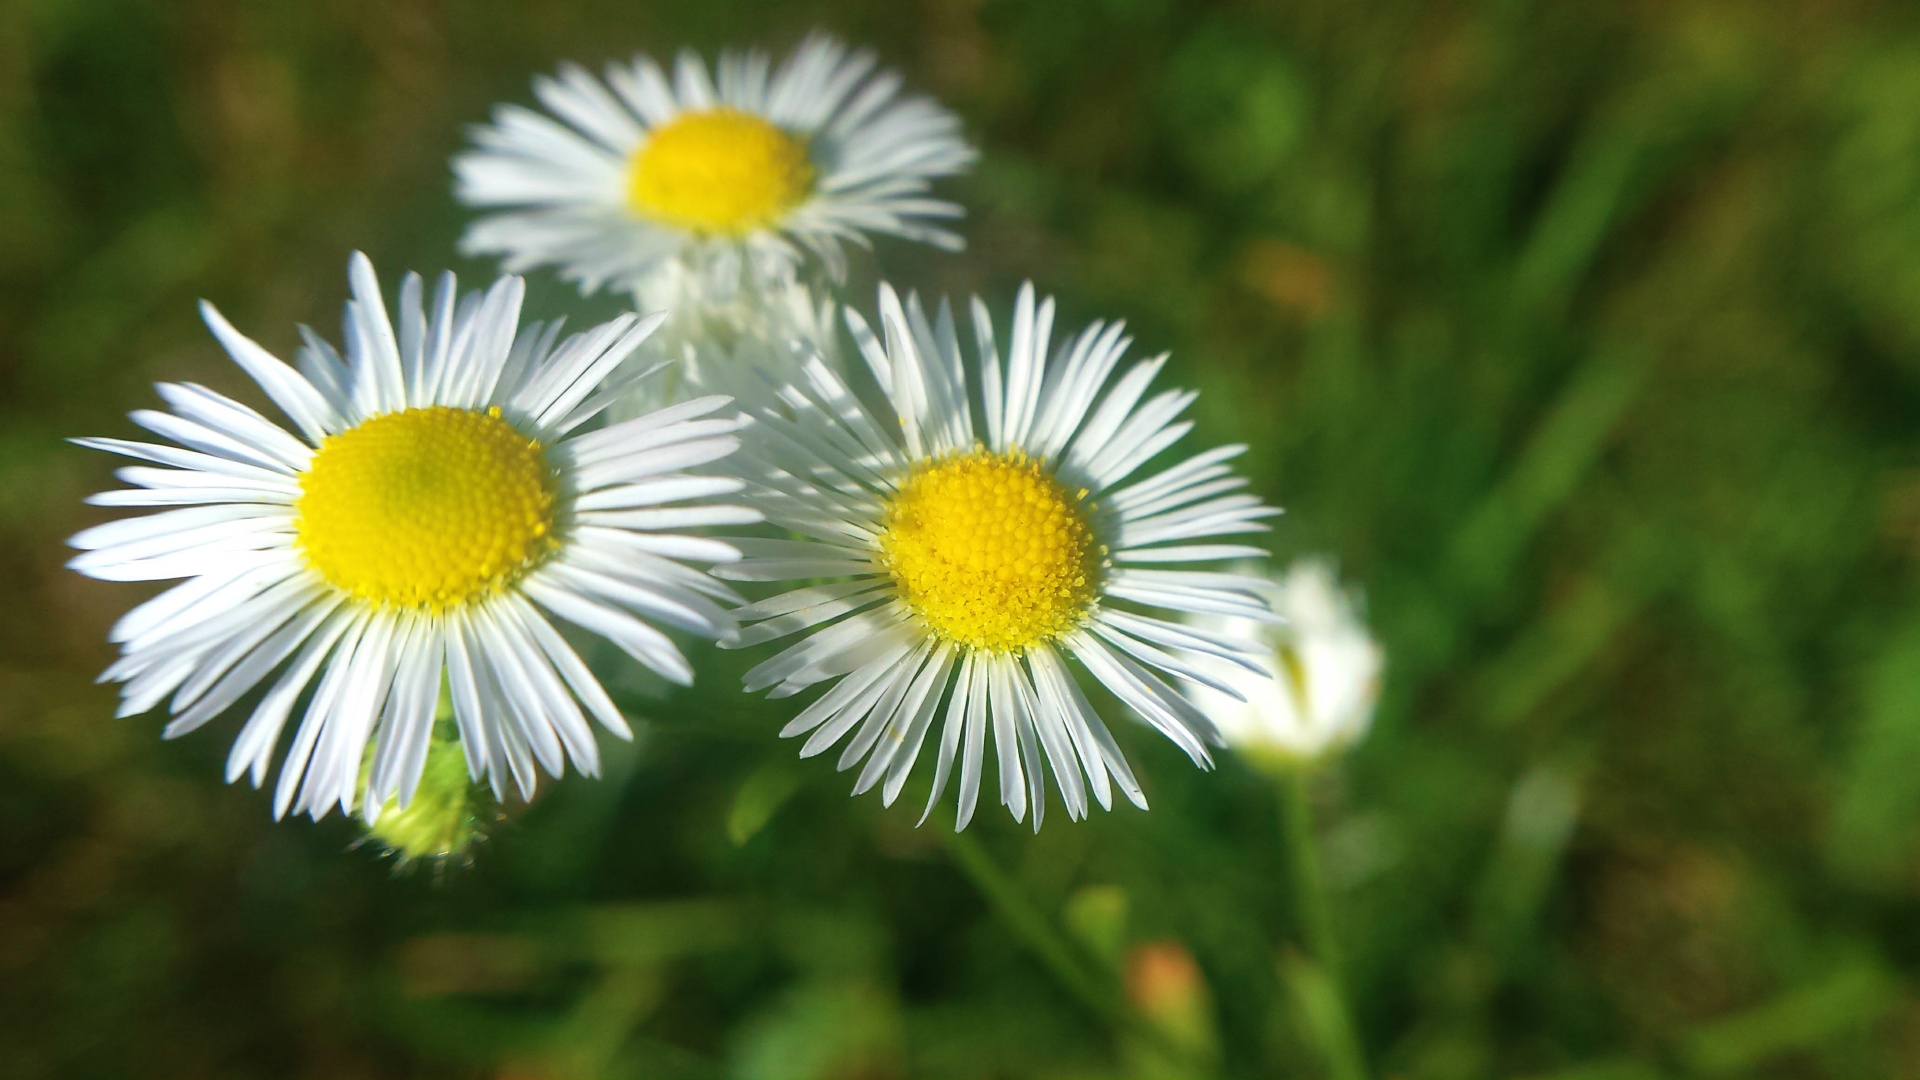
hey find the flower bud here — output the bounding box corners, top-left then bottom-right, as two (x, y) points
(359, 714), (490, 865)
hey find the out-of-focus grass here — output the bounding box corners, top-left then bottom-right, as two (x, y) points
(7, 0), (1920, 1076)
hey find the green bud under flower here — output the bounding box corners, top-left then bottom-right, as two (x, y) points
(357, 694), (492, 864)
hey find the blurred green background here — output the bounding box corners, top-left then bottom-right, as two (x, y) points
(8, 0), (1920, 1076)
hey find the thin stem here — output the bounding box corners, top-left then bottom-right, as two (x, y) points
(943, 828), (1116, 1022)
(942, 829), (1204, 1072)
(1280, 769), (1369, 1080)
(1281, 770), (1341, 974)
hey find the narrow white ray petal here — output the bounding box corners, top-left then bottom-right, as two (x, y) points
(1064, 355), (1168, 471)
(1015, 657), (1084, 821)
(271, 610), (373, 818)
(396, 271), (427, 401)
(732, 579), (886, 623)
(868, 642), (955, 803)
(490, 601), (602, 777)
(998, 283), (1039, 452)
(69, 515), (292, 575)
(793, 642), (914, 755)
(420, 271), (460, 403)
(226, 606), (357, 787)
(108, 561), (265, 644)
(472, 602), (575, 780)
(1066, 631), (1216, 767)
(116, 651), (204, 719)
(986, 658), (1027, 824)
(567, 419), (745, 486)
(970, 296), (1005, 448)
(572, 474), (744, 513)
(523, 578), (693, 685)
(729, 583), (890, 649)
(464, 628), (540, 800)
(565, 504), (760, 532)
(1099, 608), (1270, 675)
(716, 557), (878, 582)
(1034, 321), (1131, 461)
(1109, 444), (1248, 511)
(535, 62), (644, 151)
(1029, 646), (1126, 811)
(443, 613), (493, 784)
(741, 612), (893, 694)
(296, 324), (353, 416)
(199, 301), (341, 441)
(918, 651), (973, 826)
(559, 394), (734, 460)
(153, 383), (315, 471)
(87, 485), (294, 508)
(347, 252), (408, 414)
(837, 640), (931, 772)
(541, 560), (721, 637)
(167, 576), (326, 710)
(128, 410), (301, 475)
(1115, 476), (1248, 524)
(1089, 619), (1248, 701)
(504, 593), (631, 739)
(953, 655), (991, 830)
(70, 503), (286, 553)
(1106, 582), (1278, 622)
(1014, 685), (1047, 831)
(571, 437), (741, 493)
(307, 612), (402, 817)
(369, 614), (442, 808)
(117, 562), (294, 651)
(1114, 544), (1270, 564)
(107, 467), (297, 505)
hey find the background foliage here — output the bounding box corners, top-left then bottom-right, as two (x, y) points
(7, 0), (1920, 1076)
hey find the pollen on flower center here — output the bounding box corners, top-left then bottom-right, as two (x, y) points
(879, 448), (1101, 652)
(296, 406), (557, 612)
(627, 108), (815, 235)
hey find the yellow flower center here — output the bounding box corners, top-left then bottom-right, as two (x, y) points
(879, 449), (1102, 652)
(296, 406), (558, 612)
(626, 108), (815, 236)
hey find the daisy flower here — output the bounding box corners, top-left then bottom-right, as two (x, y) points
(454, 32), (976, 304)
(68, 253), (756, 821)
(608, 276), (841, 420)
(1184, 559), (1383, 769)
(720, 283), (1282, 830)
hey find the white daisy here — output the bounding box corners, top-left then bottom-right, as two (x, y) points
(454, 32), (976, 303)
(719, 283), (1282, 830)
(609, 275), (841, 420)
(1185, 559), (1383, 768)
(68, 253), (757, 821)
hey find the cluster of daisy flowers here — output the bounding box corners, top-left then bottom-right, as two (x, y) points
(69, 34), (1382, 852)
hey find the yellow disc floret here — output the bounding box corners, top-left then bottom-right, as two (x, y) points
(880, 448), (1102, 652)
(627, 108), (815, 235)
(296, 406), (557, 612)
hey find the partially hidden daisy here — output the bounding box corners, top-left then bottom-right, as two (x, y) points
(720, 284), (1282, 830)
(1184, 558), (1383, 770)
(454, 32), (976, 305)
(609, 276), (841, 419)
(69, 253), (757, 821)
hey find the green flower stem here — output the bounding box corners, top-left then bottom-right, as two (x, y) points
(1280, 769), (1369, 1080)
(1281, 771), (1340, 974)
(943, 828), (1116, 1021)
(942, 829), (1203, 1071)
